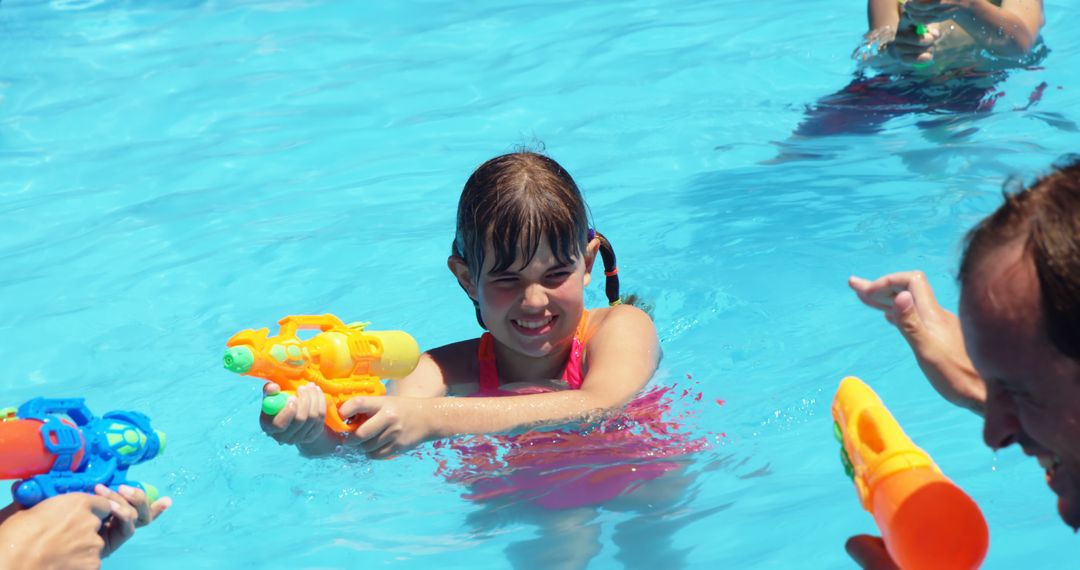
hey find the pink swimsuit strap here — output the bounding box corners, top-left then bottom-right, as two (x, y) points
(477, 310), (590, 395)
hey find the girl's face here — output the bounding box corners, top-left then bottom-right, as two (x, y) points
(452, 234), (597, 359)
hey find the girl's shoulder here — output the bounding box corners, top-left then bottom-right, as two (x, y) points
(426, 337), (482, 388)
(584, 304), (655, 343)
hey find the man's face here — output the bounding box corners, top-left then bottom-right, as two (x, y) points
(960, 240), (1080, 529)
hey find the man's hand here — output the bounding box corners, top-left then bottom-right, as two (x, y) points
(95, 484), (171, 558)
(849, 271), (986, 412)
(0, 494), (112, 569)
(846, 535), (901, 570)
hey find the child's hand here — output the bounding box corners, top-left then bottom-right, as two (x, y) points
(848, 272), (986, 412)
(0, 494), (113, 569)
(885, 19), (942, 66)
(339, 396), (434, 460)
(259, 383), (328, 445)
(93, 484), (171, 558)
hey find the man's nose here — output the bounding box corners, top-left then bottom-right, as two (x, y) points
(982, 392), (1020, 450)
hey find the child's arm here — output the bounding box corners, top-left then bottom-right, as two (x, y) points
(903, 0), (1044, 57)
(340, 305), (659, 459)
(869, 0), (901, 31)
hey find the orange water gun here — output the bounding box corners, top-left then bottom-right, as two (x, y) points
(832, 376), (988, 570)
(224, 315), (419, 433)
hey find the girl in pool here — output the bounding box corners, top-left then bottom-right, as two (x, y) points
(261, 151), (660, 458)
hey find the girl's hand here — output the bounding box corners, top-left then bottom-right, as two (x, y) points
(259, 383), (328, 445)
(848, 272), (986, 412)
(339, 396), (434, 460)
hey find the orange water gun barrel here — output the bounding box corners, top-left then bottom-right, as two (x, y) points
(832, 376), (988, 570)
(224, 314), (420, 433)
(0, 411), (86, 479)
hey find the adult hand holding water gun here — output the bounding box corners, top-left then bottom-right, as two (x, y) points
(0, 398), (171, 565)
(223, 315), (420, 449)
(833, 376), (988, 570)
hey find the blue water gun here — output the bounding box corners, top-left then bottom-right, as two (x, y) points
(0, 398), (166, 508)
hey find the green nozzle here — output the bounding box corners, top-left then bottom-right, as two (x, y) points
(224, 346), (255, 374)
(155, 430), (167, 456)
(262, 393), (290, 416)
(914, 23), (927, 36)
(140, 482), (160, 504)
(840, 448), (855, 480)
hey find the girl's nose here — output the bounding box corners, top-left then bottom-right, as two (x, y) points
(521, 283), (548, 309)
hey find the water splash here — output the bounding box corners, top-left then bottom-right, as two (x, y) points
(428, 384), (713, 510)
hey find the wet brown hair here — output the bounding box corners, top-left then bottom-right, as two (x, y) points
(452, 151), (626, 327)
(959, 157), (1080, 359)
(453, 152), (590, 281)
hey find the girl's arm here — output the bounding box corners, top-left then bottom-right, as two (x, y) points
(341, 305), (659, 458)
(388, 351), (452, 398)
(905, 0), (1044, 57)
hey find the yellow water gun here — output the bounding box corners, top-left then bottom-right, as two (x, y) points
(832, 376), (988, 570)
(224, 315), (419, 433)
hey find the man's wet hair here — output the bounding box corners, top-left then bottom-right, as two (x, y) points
(959, 156), (1080, 359)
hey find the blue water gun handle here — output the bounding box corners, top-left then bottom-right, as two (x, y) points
(12, 398), (166, 508)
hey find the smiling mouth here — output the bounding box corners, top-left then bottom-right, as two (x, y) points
(1039, 454), (1063, 483)
(512, 315), (556, 334)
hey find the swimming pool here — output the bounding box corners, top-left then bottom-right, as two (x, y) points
(1, 0), (1077, 567)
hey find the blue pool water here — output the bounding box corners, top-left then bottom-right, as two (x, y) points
(2, 1), (1078, 567)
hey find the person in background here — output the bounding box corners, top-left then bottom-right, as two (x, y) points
(765, 0), (1048, 162)
(866, 0), (1044, 72)
(848, 157), (1080, 568)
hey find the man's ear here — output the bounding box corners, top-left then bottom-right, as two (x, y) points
(448, 256), (478, 300)
(583, 236), (600, 287)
